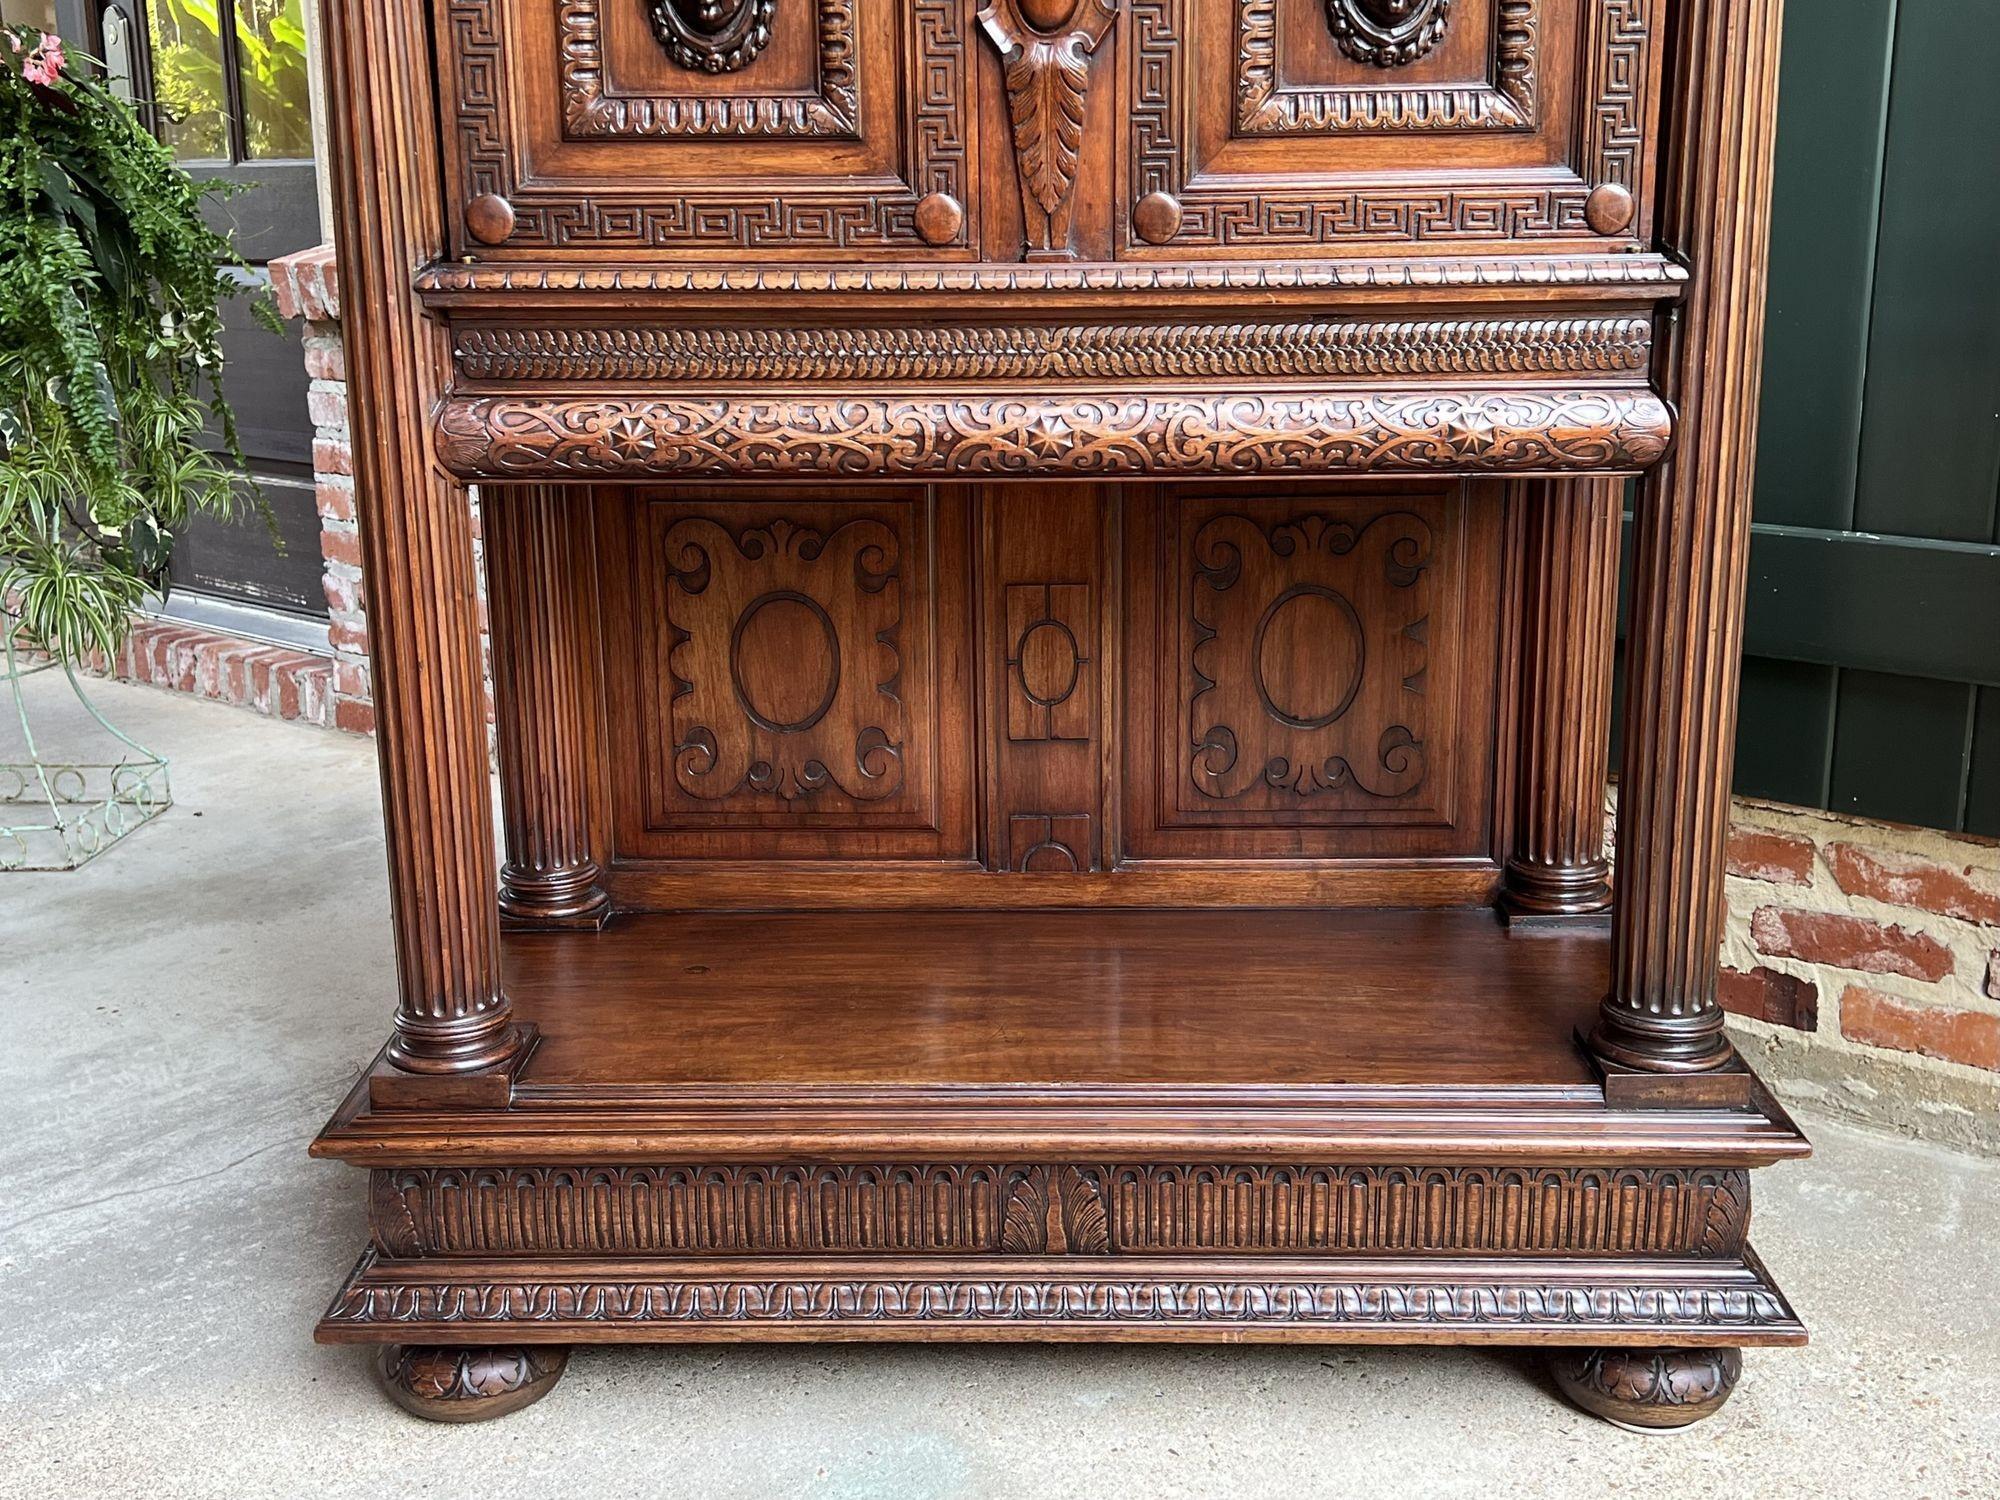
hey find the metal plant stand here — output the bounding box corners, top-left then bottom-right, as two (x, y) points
(1, 627), (171, 870)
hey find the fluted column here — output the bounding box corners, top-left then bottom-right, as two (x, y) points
(1596, 0), (1787, 1072)
(323, 0), (519, 1073)
(1504, 481), (1619, 919)
(485, 486), (610, 927)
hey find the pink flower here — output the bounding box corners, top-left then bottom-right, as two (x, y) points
(21, 32), (64, 86)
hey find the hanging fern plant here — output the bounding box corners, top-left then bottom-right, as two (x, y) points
(0, 26), (277, 663)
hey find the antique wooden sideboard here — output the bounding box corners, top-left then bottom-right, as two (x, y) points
(309, 0), (1807, 1427)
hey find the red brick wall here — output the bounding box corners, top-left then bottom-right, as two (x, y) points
(270, 245), (376, 736)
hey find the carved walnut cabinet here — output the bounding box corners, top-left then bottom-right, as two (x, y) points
(311, 0), (1805, 1428)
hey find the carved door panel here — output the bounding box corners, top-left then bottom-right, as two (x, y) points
(1119, 0), (1661, 256)
(1122, 485), (1503, 861)
(599, 488), (976, 861)
(436, 0), (976, 256)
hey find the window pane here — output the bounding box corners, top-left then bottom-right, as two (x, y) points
(0, 1), (59, 34)
(234, 0), (312, 159)
(148, 0), (229, 160)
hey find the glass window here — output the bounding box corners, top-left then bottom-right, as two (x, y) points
(234, 0), (310, 159)
(147, 0), (229, 160)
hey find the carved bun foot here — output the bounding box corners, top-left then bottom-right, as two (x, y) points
(1551, 1346), (1742, 1431)
(377, 1345), (569, 1423)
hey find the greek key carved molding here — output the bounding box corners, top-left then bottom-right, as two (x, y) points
(447, 0), (966, 247)
(1131, 0), (1652, 246)
(645, 0), (775, 73)
(434, 390), (1672, 481)
(325, 1254), (1799, 1333)
(453, 317), (1652, 384)
(1241, 0), (1535, 134)
(565, 0), (856, 138)
(1326, 0), (1452, 68)
(978, 0), (1120, 257)
(368, 1164), (1750, 1258)
(417, 255), (1688, 297)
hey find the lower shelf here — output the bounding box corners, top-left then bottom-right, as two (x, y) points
(313, 907), (1810, 1355)
(317, 1246), (1805, 1347)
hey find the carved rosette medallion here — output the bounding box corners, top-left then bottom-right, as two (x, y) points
(1190, 511), (1432, 802)
(661, 517), (904, 802)
(978, 0), (1120, 259)
(647, 0), (775, 73)
(1326, 0), (1453, 68)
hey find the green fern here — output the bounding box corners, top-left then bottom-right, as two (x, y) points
(0, 26), (276, 661)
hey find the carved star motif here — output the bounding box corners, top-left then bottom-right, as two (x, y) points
(605, 414), (653, 460)
(1024, 412), (1073, 458)
(1442, 406), (1496, 457)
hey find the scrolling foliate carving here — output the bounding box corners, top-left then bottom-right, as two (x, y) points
(1189, 510), (1433, 802)
(660, 517), (904, 803)
(434, 390), (1673, 482)
(978, 0), (1120, 258)
(647, 0), (775, 73)
(1326, 0), (1452, 68)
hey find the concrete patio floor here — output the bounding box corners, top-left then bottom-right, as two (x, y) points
(2, 673), (1996, 1499)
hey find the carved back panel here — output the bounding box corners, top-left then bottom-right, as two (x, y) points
(595, 483), (1506, 900)
(598, 489), (977, 861)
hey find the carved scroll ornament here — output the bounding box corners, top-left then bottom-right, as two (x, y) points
(648, 0), (775, 73)
(1327, 0), (1453, 68)
(434, 389), (1674, 482)
(978, 0), (1120, 259)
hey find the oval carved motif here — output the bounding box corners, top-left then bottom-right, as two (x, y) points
(647, 0), (776, 74)
(728, 590), (841, 734)
(1325, 0), (1452, 69)
(1018, 0), (1080, 29)
(1252, 585), (1365, 731)
(1016, 620), (1083, 708)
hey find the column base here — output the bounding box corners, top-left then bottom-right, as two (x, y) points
(1500, 858), (1613, 925)
(499, 862), (612, 931)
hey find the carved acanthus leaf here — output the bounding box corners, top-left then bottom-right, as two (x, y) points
(979, 0), (1118, 253)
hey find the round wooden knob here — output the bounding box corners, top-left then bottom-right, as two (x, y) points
(1132, 190), (1183, 246)
(1585, 182), (1635, 236)
(914, 191), (964, 247)
(464, 193), (516, 246)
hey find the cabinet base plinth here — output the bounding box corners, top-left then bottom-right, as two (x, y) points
(320, 1247), (1803, 1348)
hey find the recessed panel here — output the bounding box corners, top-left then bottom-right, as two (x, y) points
(438, 0), (975, 254)
(601, 488), (975, 861)
(1121, 0), (1662, 254)
(1124, 485), (1502, 860)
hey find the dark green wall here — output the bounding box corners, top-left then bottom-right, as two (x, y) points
(1733, 0), (2000, 833)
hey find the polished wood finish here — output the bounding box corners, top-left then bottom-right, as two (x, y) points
(485, 486), (610, 928)
(318, 0), (1800, 1425)
(1550, 1345), (1744, 1430)
(1503, 480), (1618, 919)
(377, 1345), (568, 1423)
(322, 0), (517, 1075)
(1598, 0), (1788, 1073)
